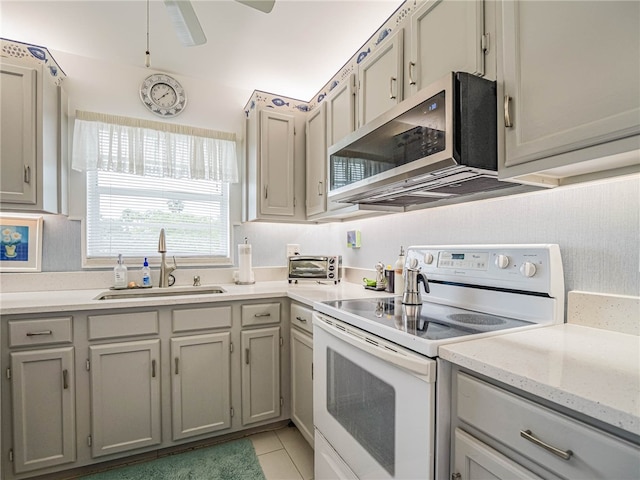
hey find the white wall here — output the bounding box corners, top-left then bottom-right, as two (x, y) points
(234, 175), (640, 296)
(55, 51), (247, 137)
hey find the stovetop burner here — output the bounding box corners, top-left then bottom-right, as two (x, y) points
(322, 297), (532, 341)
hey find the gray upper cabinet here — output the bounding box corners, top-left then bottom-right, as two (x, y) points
(245, 105), (306, 221)
(498, 0), (640, 186)
(0, 57), (67, 214)
(326, 74), (356, 148)
(407, 0), (486, 96)
(357, 28), (404, 128)
(305, 102), (327, 217)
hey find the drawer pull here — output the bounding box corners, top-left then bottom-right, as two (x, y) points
(245, 348), (250, 365)
(152, 359), (156, 378)
(296, 316), (308, 323)
(175, 357), (179, 375)
(26, 330), (53, 337)
(63, 369), (69, 390)
(520, 429), (573, 460)
(254, 312), (271, 318)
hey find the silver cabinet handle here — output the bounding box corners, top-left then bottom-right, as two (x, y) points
(409, 62), (416, 86)
(520, 429), (573, 460)
(296, 316), (308, 323)
(151, 359), (156, 378)
(504, 95), (513, 128)
(245, 348), (250, 365)
(24, 165), (31, 184)
(26, 330), (53, 337)
(317, 181), (323, 196)
(63, 369), (69, 390)
(389, 77), (397, 99)
(254, 312), (271, 318)
(174, 357), (179, 375)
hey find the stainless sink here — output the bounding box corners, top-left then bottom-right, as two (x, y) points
(94, 286), (226, 300)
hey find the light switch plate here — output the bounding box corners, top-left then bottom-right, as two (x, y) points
(286, 244), (300, 258)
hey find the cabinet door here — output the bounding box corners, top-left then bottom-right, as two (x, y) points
(306, 103), (327, 217)
(89, 339), (161, 457)
(358, 28), (404, 127)
(453, 428), (543, 480)
(408, 0), (484, 96)
(241, 326), (281, 425)
(327, 74), (356, 147)
(10, 347), (75, 473)
(0, 62), (37, 205)
(260, 109), (295, 216)
(170, 333), (231, 441)
(290, 328), (313, 447)
(501, 1), (640, 169)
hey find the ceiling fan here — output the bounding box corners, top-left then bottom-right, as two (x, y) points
(163, 0), (276, 47)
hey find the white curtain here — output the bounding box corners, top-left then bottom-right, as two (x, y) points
(72, 111), (239, 183)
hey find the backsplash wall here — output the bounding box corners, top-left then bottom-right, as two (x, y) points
(36, 175), (639, 296)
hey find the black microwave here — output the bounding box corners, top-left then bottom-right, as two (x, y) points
(328, 72), (500, 206)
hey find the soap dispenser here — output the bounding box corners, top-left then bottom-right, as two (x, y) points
(141, 257), (151, 287)
(114, 254), (128, 288)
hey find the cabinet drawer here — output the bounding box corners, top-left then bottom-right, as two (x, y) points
(8, 317), (73, 347)
(456, 371), (640, 479)
(172, 306), (232, 333)
(241, 303), (280, 327)
(290, 303), (313, 335)
(88, 311), (159, 340)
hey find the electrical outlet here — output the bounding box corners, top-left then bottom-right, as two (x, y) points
(286, 244), (300, 258)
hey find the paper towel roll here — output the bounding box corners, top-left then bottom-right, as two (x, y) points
(238, 243), (254, 284)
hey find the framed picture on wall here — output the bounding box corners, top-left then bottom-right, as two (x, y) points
(0, 215), (43, 272)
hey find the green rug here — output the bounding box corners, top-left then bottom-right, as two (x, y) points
(80, 438), (266, 480)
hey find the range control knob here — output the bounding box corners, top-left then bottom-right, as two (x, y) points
(424, 253), (434, 264)
(495, 254), (510, 269)
(520, 262), (537, 277)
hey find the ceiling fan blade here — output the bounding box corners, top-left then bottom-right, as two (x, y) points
(163, 0), (207, 46)
(235, 0), (275, 14)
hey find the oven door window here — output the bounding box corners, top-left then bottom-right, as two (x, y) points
(326, 348), (395, 476)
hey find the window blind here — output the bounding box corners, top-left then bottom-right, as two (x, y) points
(86, 171), (229, 259)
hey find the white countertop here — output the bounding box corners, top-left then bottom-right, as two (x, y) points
(440, 323), (640, 438)
(0, 280), (391, 315)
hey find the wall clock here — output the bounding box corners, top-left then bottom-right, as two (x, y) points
(139, 73), (187, 117)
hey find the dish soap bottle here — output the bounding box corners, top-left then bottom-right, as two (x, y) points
(394, 246), (405, 295)
(141, 257), (151, 287)
(114, 254), (128, 288)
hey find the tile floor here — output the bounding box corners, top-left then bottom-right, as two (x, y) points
(250, 425), (314, 480)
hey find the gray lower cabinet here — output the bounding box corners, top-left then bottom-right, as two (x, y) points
(290, 328), (313, 447)
(451, 369), (640, 479)
(89, 339), (162, 457)
(10, 347), (76, 473)
(1, 300), (289, 479)
(170, 332), (231, 440)
(241, 326), (281, 425)
(290, 302), (313, 448)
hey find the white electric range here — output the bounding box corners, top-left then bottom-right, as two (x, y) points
(312, 244), (565, 480)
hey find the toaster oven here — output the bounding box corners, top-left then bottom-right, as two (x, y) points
(288, 255), (342, 284)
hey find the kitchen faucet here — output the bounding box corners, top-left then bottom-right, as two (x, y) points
(158, 228), (177, 287)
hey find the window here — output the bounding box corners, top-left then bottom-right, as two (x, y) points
(72, 111), (238, 266)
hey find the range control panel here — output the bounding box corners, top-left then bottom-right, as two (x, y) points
(405, 244), (563, 296)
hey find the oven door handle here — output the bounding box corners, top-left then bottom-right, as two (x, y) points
(315, 317), (435, 380)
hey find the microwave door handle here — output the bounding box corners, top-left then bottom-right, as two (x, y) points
(314, 317), (434, 379)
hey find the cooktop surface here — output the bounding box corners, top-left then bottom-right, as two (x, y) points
(317, 297), (534, 356)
